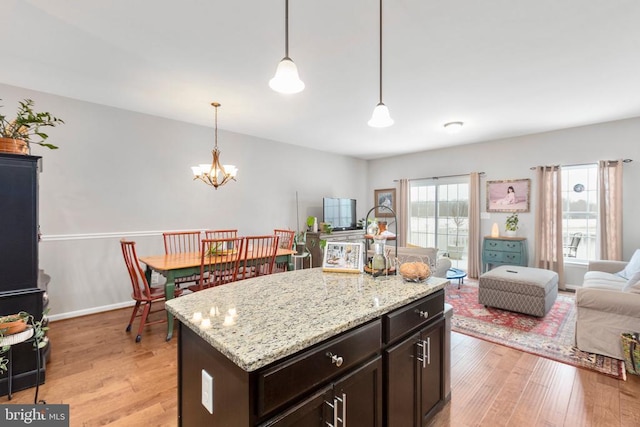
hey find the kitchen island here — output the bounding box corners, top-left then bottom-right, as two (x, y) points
(166, 268), (449, 426)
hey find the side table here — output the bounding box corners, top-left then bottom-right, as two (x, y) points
(0, 326), (43, 403)
(446, 268), (467, 289)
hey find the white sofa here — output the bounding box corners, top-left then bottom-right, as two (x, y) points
(575, 258), (640, 359)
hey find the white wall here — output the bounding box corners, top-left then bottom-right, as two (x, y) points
(4, 82), (639, 316)
(367, 118), (640, 286)
(1, 83), (368, 318)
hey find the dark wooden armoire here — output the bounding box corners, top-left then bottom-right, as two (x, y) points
(0, 153), (49, 396)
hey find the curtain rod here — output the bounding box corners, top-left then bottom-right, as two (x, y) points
(393, 172), (485, 182)
(529, 159), (633, 170)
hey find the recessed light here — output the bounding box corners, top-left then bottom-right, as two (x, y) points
(443, 121), (464, 133)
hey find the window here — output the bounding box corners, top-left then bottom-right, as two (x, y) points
(561, 164), (597, 261)
(408, 179), (469, 268)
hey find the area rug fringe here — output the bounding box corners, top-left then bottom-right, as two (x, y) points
(446, 285), (626, 380)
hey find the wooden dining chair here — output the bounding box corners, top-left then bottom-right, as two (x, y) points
(188, 237), (245, 292)
(273, 229), (295, 272)
(163, 230), (202, 254)
(162, 231), (202, 287)
(204, 229), (238, 240)
(236, 235), (280, 280)
(120, 239), (182, 342)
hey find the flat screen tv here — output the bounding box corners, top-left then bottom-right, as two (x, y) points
(323, 197), (357, 231)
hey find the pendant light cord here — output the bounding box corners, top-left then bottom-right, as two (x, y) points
(285, 0), (290, 58)
(378, 0), (383, 104)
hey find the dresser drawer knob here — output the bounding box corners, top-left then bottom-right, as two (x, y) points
(415, 309), (429, 319)
(326, 352), (344, 367)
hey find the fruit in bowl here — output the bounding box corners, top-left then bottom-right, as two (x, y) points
(399, 261), (431, 282)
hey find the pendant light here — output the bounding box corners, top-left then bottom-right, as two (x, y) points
(368, 0), (393, 127)
(269, 0), (305, 94)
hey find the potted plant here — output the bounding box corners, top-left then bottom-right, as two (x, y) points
(505, 213), (519, 236)
(0, 98), (64, 154)
(0, 310), (49, 373)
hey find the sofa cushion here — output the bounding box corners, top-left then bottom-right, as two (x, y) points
(623, 270), (640, 293)
(583, 271), (627, 291)
(616, 248), (640, 279)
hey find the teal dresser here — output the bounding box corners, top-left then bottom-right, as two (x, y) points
(482, 236), (528, 272)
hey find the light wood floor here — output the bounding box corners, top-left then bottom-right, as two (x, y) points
(7, 306), (640, 427)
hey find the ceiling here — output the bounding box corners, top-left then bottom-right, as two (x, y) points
(2, 1), (640, 160)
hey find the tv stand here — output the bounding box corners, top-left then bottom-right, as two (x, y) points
(307, 229), (365, 268)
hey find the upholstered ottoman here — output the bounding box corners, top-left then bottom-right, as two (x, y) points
(479, 266), (559, 317)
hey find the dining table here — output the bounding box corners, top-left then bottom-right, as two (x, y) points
(139, 247), (295, 340)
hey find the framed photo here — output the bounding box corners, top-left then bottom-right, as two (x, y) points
(486, 179), (531, 213)
(374, 188), (396, 217)
(322, 242), (364, 273)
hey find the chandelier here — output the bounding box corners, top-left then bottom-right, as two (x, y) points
(191, 102), (238, 189)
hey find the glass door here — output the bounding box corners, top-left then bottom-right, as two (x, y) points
(408, 179), (469, 269)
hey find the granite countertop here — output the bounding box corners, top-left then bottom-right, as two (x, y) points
(165, 268), (448, 372)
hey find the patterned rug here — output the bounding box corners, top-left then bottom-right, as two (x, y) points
(446, 284), (626, 380)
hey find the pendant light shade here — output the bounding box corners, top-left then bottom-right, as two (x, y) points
(369, 0), (393, 128)
(270, 0), (304, 94)
(368, 102), (394, 127)
(270, 57), (305, 94)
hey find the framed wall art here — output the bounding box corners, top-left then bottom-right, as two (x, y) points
(322, 242), (364, 273)
(374, 188), (396, 217)
(486, 179), (531, 212)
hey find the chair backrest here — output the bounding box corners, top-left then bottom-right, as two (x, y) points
(163, 231), (202, 254)
(199, 237), (245, 289)
(205, 229), (238, 240)
(237, 235), (280, 280)
(274, 229), (295, 250)
(120, 239), (153, 300)
(569, 232), (582, 248)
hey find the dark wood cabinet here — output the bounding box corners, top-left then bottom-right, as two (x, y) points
(263, 356), (382, 427)
(383, 291), (445, 426)
(176, 289), (445, 426)
(0, 154), (39, 293)
(0, 153), (47, 397)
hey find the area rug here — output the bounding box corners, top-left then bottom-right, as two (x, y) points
(446, 284), (626, 380)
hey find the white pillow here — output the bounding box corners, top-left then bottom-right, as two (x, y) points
(617, 249), (640, 279)
(623, 270), (640, 294)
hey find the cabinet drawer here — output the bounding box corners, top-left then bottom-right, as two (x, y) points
(258, 320), (381, 417)
(383, 291), (444, 344)
(483, 250), (504, 262)
(502, 241), (523, 253)
(484, 239), (505, 251)
(502, 253), (522, 264)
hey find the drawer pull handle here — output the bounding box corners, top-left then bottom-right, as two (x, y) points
(416, 309), (429, 319)
(416, 338), (430, 368)
(327, 352), (344, 367)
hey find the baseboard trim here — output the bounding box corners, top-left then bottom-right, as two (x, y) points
(48, 300), (135, 321)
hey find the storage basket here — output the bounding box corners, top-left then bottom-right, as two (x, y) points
(621, 332), (640, 375)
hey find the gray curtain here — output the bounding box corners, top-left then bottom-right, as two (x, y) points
(598, 160), (623, 260)
(398, 179), (409, 247)
(534, 166), (565, 288)
(468, 172), (482, 279)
